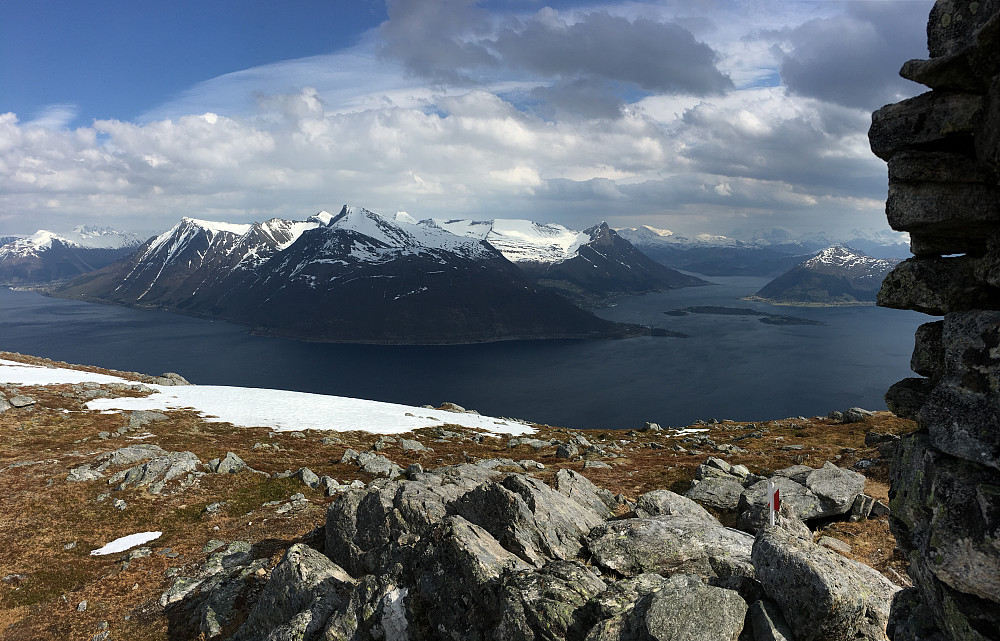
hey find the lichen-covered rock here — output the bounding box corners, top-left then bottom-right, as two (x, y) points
(752, 527), (899, 641)
(493, 560), (607, 641)
(685, 476), (744, 511)
(108, 450), (202, 494)
(889, 434), (1000, 639)
(586, 574), (747, 641)
(452, 474), (606, 567)
(586, 515), (754, 580)
(804, 461), (867, 516)
(553, 468), (619, 519)
(231, 544), (354, 641)
(634, 489), (719, 525)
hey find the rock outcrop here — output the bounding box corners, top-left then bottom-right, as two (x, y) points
(868, 2), (1000, 638)
(164, 463), (899, 641)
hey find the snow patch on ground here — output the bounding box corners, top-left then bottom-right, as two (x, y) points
(0, 359), (131, 385)
(0, 358), (535, 436)
(90, 531), (162, 556)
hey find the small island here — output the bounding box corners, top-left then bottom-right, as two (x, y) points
(664, 306), (825, 326)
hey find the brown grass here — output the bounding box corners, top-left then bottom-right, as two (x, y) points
(0, 351), (918, 640)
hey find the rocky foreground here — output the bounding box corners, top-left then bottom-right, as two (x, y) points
(0, 352), (916, 641)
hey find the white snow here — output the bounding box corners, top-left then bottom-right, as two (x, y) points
(90, 531), (162, 556)
(431, 217), (589, 263)
(86, 385), (534, 435)
(179, 217), (253, 236)
(0, 358), (535, 436)
(0, 359), (132, 385)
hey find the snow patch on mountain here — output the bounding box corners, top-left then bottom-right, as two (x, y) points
(430, 218), (590, 263)
(328, 206), (493, 262)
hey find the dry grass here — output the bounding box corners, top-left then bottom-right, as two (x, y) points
(0, 351), (919, 640)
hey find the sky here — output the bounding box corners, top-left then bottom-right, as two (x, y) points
(1, 0), (933, 239)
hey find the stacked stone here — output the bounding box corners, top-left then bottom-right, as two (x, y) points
(868, 1), (1000, 639)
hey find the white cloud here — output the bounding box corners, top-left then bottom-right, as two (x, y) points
(1, 0), (923, 239)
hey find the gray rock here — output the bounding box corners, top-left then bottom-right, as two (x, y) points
(553, 468), (618, 518)
(452, 474), (606, 567)
(128, 409), (169, 431)
(842, 407), (875, 423)
(740, 477), (826, 522)
(750, 599), (795, 641)
(818, 536), (853, 556)
(508, 437), (555, 450)
(804, 461), (867, 517)
(109, 451), (202, 493)
(294, 467), (320, 489)
(587, 515), (754, 580)
(399, 438), (428, 452)
(634, 489), (719, 525)
(493, 560), (607, 641)
(685, 476), (745, 511)
(340, 448), (403, 479)
(232, 544), (354, 641)
(67, 464), (104, 482)
(640, 574), (748, 641)
(752, 527), (899, 641)
(0, 398), (11, 413)
(9, 395), (35, 408)
(555, 442), (580, 459)
(94, 444), (168, 470)
(584, 460), (613, 469)
(736, 498), (812, 539)
(210, 451), (250, 474)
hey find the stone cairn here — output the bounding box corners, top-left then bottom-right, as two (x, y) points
(868, 1), (1000, 639)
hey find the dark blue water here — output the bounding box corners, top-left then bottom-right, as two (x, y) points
(0, 278), (927, 429)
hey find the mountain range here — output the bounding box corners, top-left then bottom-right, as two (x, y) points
(615, 225), (909, 276)
(0, 226), (141, 285)
(55, 207), (701, 344)
(750, 246), (902, 305)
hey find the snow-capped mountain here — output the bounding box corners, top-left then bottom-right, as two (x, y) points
(57, 206), (630, 344)
(0, 227), (143, 285)
(614, 225), (909, 276)
(426, 218), (707, 303)
(752, 246), (902, 305)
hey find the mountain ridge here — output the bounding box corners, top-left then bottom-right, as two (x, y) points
(55, 207), (644, 344)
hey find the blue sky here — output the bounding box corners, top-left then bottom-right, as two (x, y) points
(1, 0), (932, 238)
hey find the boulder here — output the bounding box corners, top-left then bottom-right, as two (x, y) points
(804, 461), (867, 517)
(634, 489), (719, 525)
(231, 544), (354, 641)
(553, 468), (618, 519)
(294, 467), (320, 489)
(739, 477), (826, 522)
(640, 574), (747, 641)
(493, 560), (607, 641)
(340, 448), (404, 479)
(752, 527), (899, 641)
(8, 395), (35, 408)
(94, 444), (168, 470)
(587, 574), (748, 641)
(66, 464), (104, 482)
(209, 452), (250, 474)
(451, 474), (605, 566)
(586, 515), (754, 580)
(108, 451), (202, 494)
(685, 476), (745, 511)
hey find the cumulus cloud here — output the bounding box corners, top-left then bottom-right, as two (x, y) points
(772, 1), (932, 110)
(377, 0), (731, 117)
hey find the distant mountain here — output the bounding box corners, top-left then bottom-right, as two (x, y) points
(0, 227), (142, 285)
(57, 207), (633, 344)
(750, 246), (902, 305)
(615, 225), (909, 276)
(430, 218), (707, 304)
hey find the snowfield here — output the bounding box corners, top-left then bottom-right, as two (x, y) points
(0, 359), (535, 435)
